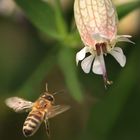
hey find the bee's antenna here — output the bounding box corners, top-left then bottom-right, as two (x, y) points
(46, 83), (48, 92)
(52, 89), (65, 96)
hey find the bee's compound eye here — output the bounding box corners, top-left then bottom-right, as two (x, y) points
(46, 95), (54, 102)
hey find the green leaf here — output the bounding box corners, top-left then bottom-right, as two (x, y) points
(53, 0), (68, 37)
(15, 0), (59, 39)
(117, 1), (140, 19)
(58, 47), (83, 102)
(88, 42), (140, 140)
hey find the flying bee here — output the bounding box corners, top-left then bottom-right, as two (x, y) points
(5, 83), (70, 137)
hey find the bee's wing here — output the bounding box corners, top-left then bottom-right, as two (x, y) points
(5, 97), (33, 113)
(47, 105), (70, 119)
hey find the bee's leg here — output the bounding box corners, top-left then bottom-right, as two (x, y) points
(44, 118), (50, 137)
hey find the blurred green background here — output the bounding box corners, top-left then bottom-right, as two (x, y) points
(0, 0), (140, 140)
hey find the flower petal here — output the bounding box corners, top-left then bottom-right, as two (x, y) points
(76, 47), (89, 65)
(81, 55), (94, 73)
(92, 55), (105, 75)
(110, 47), (126, 67)
(116, 35), (135, 44)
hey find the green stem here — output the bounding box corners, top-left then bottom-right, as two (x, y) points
(53, 0), (68, 37)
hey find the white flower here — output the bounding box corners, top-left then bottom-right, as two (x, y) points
(74, 0), (134, 85)
(76, 34), (134, 85)
(76, 35), (134, 68)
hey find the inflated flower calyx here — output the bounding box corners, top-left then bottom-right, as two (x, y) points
(74, 0), (134, 86)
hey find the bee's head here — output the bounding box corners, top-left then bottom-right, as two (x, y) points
(42, 93), (54, 103)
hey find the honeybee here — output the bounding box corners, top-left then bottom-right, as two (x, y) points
(5, 83), (70, 137)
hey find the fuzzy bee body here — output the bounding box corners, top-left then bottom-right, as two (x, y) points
(5, 84), (70, 137)
(23, 110), (44, 137)
(23, 96), (51, 137)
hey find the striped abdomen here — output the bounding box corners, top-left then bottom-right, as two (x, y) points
(23, 110), (45, 137)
